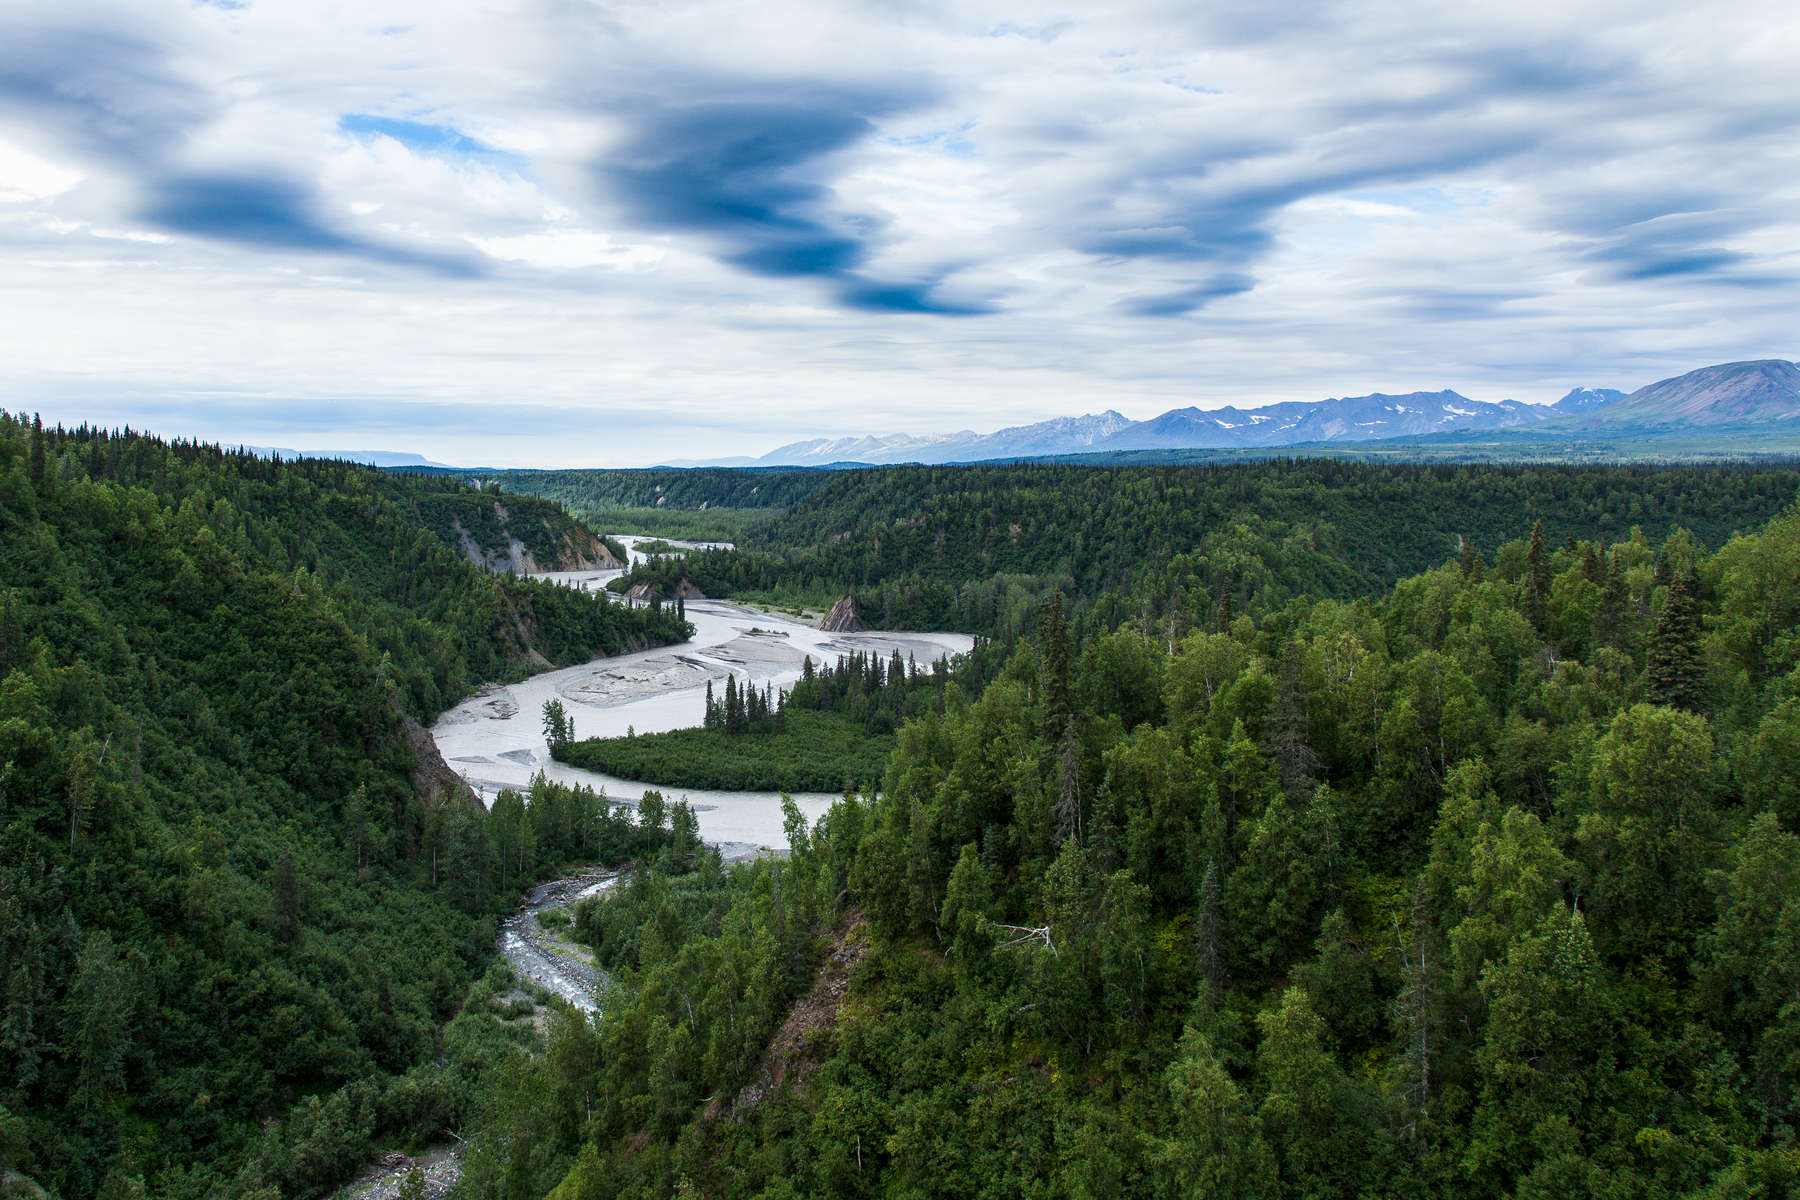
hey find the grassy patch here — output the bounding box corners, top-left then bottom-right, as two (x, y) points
(557, 709), (892, 792)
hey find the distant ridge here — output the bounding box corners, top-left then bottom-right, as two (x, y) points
(1551, 360), (1800, 431)
(664, 358), (1797, 468)
(1553, 387), (1627, 413)
(243, 445), (454, 468)
(1089, 390), (1545, 452)
(697, 386), (1617, 467)
(737, 411), (1134, 468)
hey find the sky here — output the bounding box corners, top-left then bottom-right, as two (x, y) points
(1, 0), (1796, 467)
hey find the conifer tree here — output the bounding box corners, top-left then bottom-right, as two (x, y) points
(1580, 542), (1604, 583)
(1197, 859), (1224, 1003)
(272, 850), (300, 941)
(0, 590), (14, 679)
(1160, 1026), (1276, 1198)
(1392, 878), (1436, 1155)
(1594, 550), (1627, 648)
(346, 784), (375, 872)
(1523, 520), (1550, 629)
(1269, 646), (1320, 800)
(1053, 729), (1081, 846)
(27, 414), (44, 487)
(71, 932), (136, 1110)
(1645, 573), (1703, 711)
(1039, 591), (1074, 744)
(724, 674), (743, 734)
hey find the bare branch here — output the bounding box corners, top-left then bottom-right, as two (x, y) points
(995, 923), (1057, 957)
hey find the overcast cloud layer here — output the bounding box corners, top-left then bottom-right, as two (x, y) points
(1, 0), (1796, 465)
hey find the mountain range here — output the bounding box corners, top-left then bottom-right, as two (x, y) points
(677, 412), (1136, 468)
(673, 360), (1793, 467)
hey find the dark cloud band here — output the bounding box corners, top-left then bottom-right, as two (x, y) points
(594, 90), (981, 313)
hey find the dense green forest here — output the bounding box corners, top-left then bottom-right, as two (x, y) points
(461, 499), (1800, 1199)
(1011, 431), (1800, 466)
(11, 430), (1800, 1199)
(605, 461), (1800, 635)
(552, 649), (970, 792)
(0, 416), (690, 1198)
(459, 467), (824, 512)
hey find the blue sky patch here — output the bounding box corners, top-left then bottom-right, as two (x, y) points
(338, 114), (529, 173)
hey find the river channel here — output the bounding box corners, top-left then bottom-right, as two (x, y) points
(428, 537), (974, 849)
(342, 543), (973, 1197)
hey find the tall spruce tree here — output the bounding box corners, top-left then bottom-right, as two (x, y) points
(1523, 520), (1551, 629)
(28, 414), (45, 487)
(1038, 591), (1074, 745)
(1197, 860), (1224, 1004)
(1645, 573), (1703, 711)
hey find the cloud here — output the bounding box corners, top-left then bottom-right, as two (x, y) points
(1122, 273), (1256, 317)
(140, 174), (352, 251)
(1065, 92), (1543, 303)
(138, 172), (482, 275)
(593, 88), (988, 311)
(0, 24), (207, 164)
(1578, 208), (1757, 284)
(3, 0), (1800, 464)
(600, 100), (872, 279)
(837, 276), (993, 315)
(0, 17), (484, 275)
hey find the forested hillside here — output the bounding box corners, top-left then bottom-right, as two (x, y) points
(407, 486), (623, 574)
(475, 468), (823, 512)
(469, 499), (1800, 1199)
(0, 417), (689, 1198)
(612, 460), (1800, 635)
(450, 467), (827, 542)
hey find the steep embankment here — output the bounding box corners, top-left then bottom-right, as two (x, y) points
(412, 490), (624, 573)
(711, 914), (869, 1120)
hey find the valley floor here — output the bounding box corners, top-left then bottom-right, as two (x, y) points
(429, 595), (972, 847)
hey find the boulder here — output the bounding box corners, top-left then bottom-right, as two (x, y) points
(819, 596), (864, 633)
